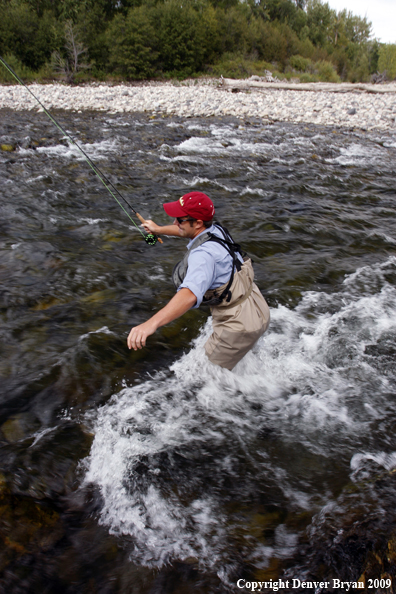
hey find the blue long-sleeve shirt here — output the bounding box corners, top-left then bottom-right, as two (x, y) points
(178, 225), (243, 308)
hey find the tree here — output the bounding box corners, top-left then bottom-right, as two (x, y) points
(343, 11), (371, 44)
(306, 0), (334, 46)
(378, 44), (396, 80)
(52, 21), (91, 83)
(0, 2), (60, 70)
(328, 11), (345, 46)
(253, 0), (299, 24)
(107, 7), (158, 79)
(155, 0), (215, 76)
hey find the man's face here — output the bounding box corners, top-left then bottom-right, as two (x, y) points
(174, 217), (203, 239)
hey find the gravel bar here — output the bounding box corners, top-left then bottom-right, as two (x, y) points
(1, 79), (396, 131)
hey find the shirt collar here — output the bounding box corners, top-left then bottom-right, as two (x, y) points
(186, 225), (215, 250)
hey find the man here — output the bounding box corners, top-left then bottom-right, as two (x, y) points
(127, 191), (270, 370)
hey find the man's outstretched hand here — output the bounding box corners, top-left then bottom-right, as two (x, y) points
(127, 319), (159, 351)
(126, 288), (197, 351)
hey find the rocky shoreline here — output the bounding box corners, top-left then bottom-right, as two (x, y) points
(1, 78), (396, 131)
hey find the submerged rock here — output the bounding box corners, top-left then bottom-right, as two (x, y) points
(291, 466), (396, 590)
(0, 489), (64, 572)
(0, 413), (39, 443)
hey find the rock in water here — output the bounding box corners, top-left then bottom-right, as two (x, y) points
(1, 143), (15, 151)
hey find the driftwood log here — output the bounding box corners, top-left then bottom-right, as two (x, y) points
(222, 78), (396, 94)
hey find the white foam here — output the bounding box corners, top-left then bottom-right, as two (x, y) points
(36, 138), (120, 161)
(83, 256), (396, 570)
(241, 186), (269, 197)
(176, 175), (239, 193)
(350, 451), (396, 484)
(147, 266), (166, 281)
(176, 135), (275, 158)
(30, 426), (58, 447)
(79, 326), (115, 341)
(26, 174), (46, 183)
(327, 142), (385, 166)
(367, 231), (396, 244)
(78, 218), (109, 225)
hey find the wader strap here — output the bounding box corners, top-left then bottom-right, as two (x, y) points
(173, 223), (248, 306)
(216, 281), (253, 310)
(172, 230), (212, 290)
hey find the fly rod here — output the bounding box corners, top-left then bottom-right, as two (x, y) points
(0, 55), (162, 246)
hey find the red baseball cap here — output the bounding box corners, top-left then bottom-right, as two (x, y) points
(163, 192), (215, 221)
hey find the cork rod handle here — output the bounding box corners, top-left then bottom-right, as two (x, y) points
(136, 212), (163, 244)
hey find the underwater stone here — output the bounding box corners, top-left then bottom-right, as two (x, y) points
(1, 413), (39, 443)
(1, 417), (26, 442)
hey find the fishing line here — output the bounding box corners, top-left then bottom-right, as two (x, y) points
(0, 55), (161, 246)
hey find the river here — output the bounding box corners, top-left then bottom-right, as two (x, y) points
(1, 109), (396, 592)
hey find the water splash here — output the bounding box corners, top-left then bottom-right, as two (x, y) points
(83, 257), (396, 571)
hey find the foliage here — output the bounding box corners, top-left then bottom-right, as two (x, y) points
(0, 2), (61, 71)
(0, 54), (36, 83)
(0, 0), (383, 83)
(208, 53), (273, 78)
(52, 21), (91, 83)
(378, 44), (396, 81)
(289, 54), (312, 71)
(77, 2), (112, 77)
(305, 0), (332, 46)
(299, 72), (318, 82)
(288, 54), (338, 81)
(316, 59), (339, 82)
(107, 8), (158, 79)
(155, 0), (213, 76)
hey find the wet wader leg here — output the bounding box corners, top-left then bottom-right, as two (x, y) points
(204, 287), (270, 370)
(205, 324), (268, 370)
(203, 259), (270, 371)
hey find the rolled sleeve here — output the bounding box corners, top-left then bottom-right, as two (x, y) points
(178, 250), (216, 308)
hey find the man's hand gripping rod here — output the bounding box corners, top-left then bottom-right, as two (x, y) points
(136, 212), (163, 245)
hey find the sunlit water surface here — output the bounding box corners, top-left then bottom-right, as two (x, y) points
(1, 109), (396, 592)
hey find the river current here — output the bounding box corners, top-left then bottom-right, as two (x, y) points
(1, 109), (396, 592)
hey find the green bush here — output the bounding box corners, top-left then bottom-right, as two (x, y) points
(299, 72), (319, 82)
(208, 54), (273, 78)
(316, 59), (340, 82)
(347, 52), (370, 82)
(289, 54), (312, 72)
(77, 3), (111, 76)
(0, 54), (37, 83)
(216, 5), (251, 56)
(296, 36), (315, 59)
(155, 0), (217, 76)
(107, 8), (158, 79)
(272, 70), (287, 80)
(248, 21), (300, 67)
(378, 44), (396, 80)
(253, 21), (289, 64)
(368, 40), (380, 74)
(0, 3), (61, 71)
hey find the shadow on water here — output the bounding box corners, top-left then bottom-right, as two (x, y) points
(1, 109), (396, 592)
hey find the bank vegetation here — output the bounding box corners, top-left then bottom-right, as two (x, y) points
(0, 0), (395, 84)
